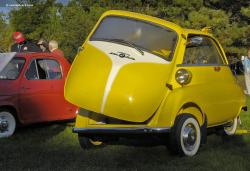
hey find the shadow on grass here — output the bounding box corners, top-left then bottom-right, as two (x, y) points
(221, 135), (247, 146)
(1, 126), (250, 171)
(107, 135), (166, 147)
(5, 121), (75, 145)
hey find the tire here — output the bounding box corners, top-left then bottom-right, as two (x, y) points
(167, 114), (201, 157)
(224, 117), (238, 136)
(0, 111), (16, 138)
(78, 134), (104, 150)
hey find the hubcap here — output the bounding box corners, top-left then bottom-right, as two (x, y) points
(0, 119), (9, 132)
(90, 139), (103, 146)
(182, 123), (197, 151)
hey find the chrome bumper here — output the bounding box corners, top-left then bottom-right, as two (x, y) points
(73, 127), (171, 134)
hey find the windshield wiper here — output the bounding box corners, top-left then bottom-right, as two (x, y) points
(98, 38), (144, 56)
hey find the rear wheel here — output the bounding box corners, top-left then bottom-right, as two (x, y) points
(78, 134), (104, 150)
(167, 114), (201, 157)
(0, 111), (16, 138)
(224, 117), (238, 136)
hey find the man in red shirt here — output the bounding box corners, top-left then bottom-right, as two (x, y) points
(49, 40), (64, 57)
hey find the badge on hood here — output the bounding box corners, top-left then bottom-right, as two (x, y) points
(110, 52), (135, 60)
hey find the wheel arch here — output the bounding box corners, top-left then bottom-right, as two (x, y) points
(177, 102), (206, 126)
(0, 105), (20, 124)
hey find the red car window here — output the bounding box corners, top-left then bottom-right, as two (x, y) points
(25, 58), (62, 80)
(0, 57), (25, 80)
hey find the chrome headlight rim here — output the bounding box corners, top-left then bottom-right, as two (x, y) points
(175, 69), (192, 85)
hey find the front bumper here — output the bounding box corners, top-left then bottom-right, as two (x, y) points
(73, 127), (171, 134)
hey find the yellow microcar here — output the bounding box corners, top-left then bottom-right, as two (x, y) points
(64, 10), (246, 156)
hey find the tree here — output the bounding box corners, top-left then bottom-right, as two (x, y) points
(0, 13), (13, 52)
(9, 0), (62, 40)
(5, 0), (250, 60)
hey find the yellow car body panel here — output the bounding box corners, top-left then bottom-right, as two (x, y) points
(65, 10), (246, 133)
(104, 63), (171, 122)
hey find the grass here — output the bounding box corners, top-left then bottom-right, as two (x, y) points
(0, 97), (250, 170)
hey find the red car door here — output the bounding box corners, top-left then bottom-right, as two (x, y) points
(19, 56), (75, 124)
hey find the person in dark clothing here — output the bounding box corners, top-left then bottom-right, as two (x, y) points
(11, 32), (41, 52)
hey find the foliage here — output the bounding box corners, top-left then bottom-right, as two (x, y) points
(1, 0), (249, 61)
(0, 13), (13, 52)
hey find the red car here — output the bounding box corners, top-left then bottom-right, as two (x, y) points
(0, 52), (78, 138)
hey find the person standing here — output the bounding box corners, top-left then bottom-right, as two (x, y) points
(49, 40), (64, 57)
(37, 38), (49, 52)
(11, 32), (41, 52)
(242, 48), (250, 95)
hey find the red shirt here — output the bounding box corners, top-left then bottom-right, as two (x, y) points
(51, 49), (64, 57)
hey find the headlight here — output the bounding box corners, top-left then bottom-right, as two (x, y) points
(175, 69), (192, 85)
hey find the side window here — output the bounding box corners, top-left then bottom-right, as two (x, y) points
(183, 36), (224, 65)
(46, 59), (62, 79)
(37, 59), (47, 79)
(25, 60), (38, 80)
(26, 59), (62, 80)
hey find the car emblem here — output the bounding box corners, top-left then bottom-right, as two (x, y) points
(110, 52), (135, 60)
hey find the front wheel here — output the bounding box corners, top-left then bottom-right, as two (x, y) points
(167, 114), (201, 157)
(0, 111), (16, 138)
(78, 134), (104, 150)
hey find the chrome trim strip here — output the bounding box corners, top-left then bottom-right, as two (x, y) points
(73, 127), (171, 134)
(177, 64), (228, 67)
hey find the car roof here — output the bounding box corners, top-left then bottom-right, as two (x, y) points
(183, 29), (212, 37)
(15, 52), (65, 60)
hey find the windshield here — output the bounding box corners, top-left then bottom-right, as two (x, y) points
(0, 57), (25, 80)
(90, 16), (178, 61)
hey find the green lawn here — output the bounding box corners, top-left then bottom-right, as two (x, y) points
(1, 98), (250, 171)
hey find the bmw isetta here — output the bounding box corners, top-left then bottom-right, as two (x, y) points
(64, 10), (246, 156)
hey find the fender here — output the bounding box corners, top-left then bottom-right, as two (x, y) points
(0, 95), (22, 123)
(178, 103), (205, 125)
(151, 87), (206, 127)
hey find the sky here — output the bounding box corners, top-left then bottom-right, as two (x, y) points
(0, 0), (69, 14)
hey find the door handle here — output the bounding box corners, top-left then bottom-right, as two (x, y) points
(21, 87), (31, 90)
